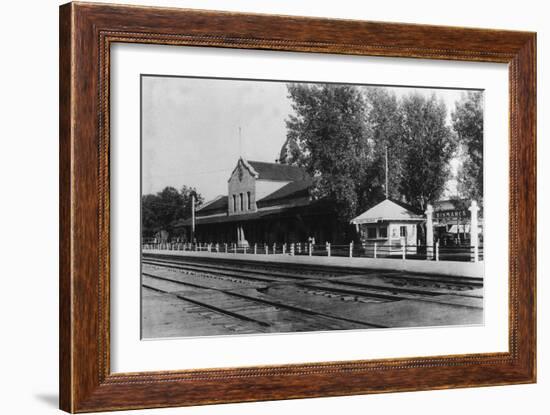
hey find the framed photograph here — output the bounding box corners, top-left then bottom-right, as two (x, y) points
(59, 2), (536, 412)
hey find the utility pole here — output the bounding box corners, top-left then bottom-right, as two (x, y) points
(191, 193), (195, 244)
(385, 146), (389, 199)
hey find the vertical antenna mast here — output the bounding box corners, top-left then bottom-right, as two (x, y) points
(238, 126), (242, 158)
(385, 145), (389, 199)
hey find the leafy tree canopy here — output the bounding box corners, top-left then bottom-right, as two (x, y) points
(141, 185), (203, 238)
(398, 93), (457, 211)
(451, 91), (484, 202)
(280, 83), (370, 224)
(282, 84), (459, 222)
(362, 87), (405, 205)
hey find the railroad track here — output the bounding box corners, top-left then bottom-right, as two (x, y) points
(142, 252), (483, 289)
(143, 273), (385, 333)
(142, 254), (483, 299)
(143, 283), (271, 328)
(143, 262), (482, 312)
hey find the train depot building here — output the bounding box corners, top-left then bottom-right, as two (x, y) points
(174, 158), (339, 246)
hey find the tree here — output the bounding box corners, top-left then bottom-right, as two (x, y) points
(452, 91), (484, 202)
(362, 87), (405, 207)
(155, 187), (185, 234)
(398, 93), (457, 211)
(282, 85), (459, 219)
(179, 185), (204, 219)
(141, 193), (161, 237)
(141, 185), (203, 238)
(281, 83), (370, 226)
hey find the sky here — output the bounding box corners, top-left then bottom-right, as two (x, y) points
(141, 76), (475, 202)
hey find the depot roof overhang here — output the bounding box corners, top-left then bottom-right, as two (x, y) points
(174, 200), (333, 227)
(352, 217), (424, 225)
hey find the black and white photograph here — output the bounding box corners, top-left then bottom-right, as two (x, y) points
(140, 75), (484, 339)
(3, 0), (545, 413)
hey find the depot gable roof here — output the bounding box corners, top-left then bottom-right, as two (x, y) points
(351, 199), (424, 225)
(245, 159), (309, 181)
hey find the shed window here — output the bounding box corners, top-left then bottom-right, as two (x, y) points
(367, 227), (377, 239)
(247, 191), (251, 210)
(379, 226), (388, 238)
(400, 226), (407, 237)
(240, 193), (244, 211)
(232, 195), (236, 212)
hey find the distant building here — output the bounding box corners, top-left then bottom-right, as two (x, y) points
(173, 158), (339, 245)
(433, 199), (484, 245)
(350, 199), (424, 247)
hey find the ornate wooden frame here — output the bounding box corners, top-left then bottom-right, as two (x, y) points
(59, 2), (536, 412)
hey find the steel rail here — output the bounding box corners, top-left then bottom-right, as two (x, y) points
(143, 272), (386, 329)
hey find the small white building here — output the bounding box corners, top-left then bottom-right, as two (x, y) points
(350, 199), (424, 247)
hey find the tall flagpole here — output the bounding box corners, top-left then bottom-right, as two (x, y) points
(385, 146), (389, 199)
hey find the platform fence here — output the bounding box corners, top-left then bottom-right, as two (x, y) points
(142, 239), (483, 263)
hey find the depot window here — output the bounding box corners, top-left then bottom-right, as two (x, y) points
(367, 227), (377, 239)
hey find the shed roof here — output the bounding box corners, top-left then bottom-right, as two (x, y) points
(257, 178), (312, 206)
(351, 199), (424, 225)
(196, 195), (228, 215)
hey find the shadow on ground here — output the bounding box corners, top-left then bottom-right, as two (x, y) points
(35, 393), (58, 408)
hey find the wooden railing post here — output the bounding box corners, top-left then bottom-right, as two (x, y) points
(469, 200), (480, 263)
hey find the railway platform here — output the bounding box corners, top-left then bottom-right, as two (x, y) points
(143, 248), (483, 278)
